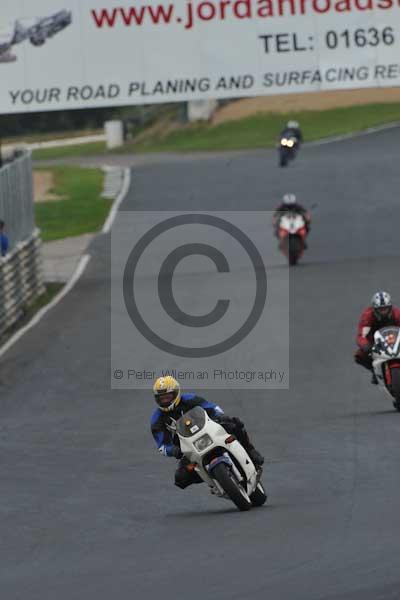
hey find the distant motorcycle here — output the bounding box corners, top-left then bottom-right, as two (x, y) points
(279, 136), (299, 167)
(277, 212), (308, 266)
(176, 406), (267, 512)
(372, 326), (400, 411)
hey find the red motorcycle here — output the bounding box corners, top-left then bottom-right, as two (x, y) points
(277, 212), (308, 266)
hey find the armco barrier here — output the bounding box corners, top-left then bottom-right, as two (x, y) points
(0, 150), (34, 249)
(0, 230), (45, 338)
(0, 150), (44, 340)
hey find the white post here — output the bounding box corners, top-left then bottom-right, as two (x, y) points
(187, 100), (218, 123)
(104, 120), (124, 149)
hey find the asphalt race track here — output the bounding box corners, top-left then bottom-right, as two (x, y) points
(2, 128), (400, 599)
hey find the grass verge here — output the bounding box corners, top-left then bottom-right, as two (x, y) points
(35, 166), (111, 242)
(0, 283), (63, 348)
(32, 102), (400, 159)
(32, 141), (106, 161)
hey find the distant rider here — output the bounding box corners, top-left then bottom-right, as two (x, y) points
(0, 220), (9, 257)
(354, 291), (400, 384)
(280, 120), (303, 145)
(272, 194), (311, 237)
(150, 376), (264, 489)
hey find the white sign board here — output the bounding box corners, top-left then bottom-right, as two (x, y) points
(1, 0), (400, 113)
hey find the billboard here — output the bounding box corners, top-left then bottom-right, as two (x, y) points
(1, 0), (400, 113)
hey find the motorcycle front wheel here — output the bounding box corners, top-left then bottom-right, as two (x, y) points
(212, 463), (252, 511)
(390, 368), (400, 411)
(279, 148), (289, 167)
(250, 482), (268, 507)
(288, 235), (303, 266)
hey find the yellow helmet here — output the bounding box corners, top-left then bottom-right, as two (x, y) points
(153, 376), (181, 412)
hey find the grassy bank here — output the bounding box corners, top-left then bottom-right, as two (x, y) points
(32, 102), (400, 159)
(21, 283), (64, 318)
(133, 102), (400, 153)
(35, 167), (111, 241)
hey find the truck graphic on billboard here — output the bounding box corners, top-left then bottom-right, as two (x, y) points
(0, 10), (72, 63)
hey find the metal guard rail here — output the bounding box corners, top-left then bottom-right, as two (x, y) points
(0, 229), (45, 339)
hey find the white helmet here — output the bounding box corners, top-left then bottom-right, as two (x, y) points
(371, 291), (392, 321)
(282, 193), (296, 206)
(287, 120), (299, 129)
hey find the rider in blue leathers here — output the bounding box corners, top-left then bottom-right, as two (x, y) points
(151, 376), (264, 489)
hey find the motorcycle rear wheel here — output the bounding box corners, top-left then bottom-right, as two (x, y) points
(212, 463), (252, 511)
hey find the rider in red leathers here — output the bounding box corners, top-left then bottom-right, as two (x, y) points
(354, 291), (400, 384)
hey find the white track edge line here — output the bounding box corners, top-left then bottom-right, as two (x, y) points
(307, 121), (400, 147)
(102, 167), (131, 233)
(0, 166), (129, 358)
(0, 254), (91, 360)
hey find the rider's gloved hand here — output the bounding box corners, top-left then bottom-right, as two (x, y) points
(231, 417), (244, 429)
(214, 415), (233, 427)
(360, 342), (372, 353)
(171, 446), (183, 459)
(360, 344), (374, 358)
(383, 341), (393, 355)
(214, 415), (243, 435)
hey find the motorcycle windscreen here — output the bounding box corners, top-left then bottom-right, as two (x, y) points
(176, 406), (207, 438)
(377, 326), (400, 352)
